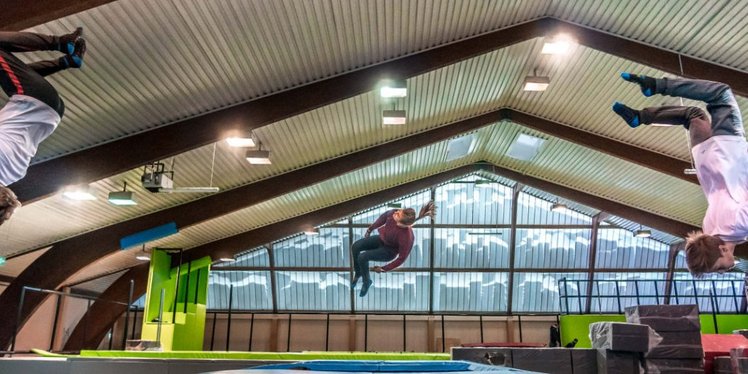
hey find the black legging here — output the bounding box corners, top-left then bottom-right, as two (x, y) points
(0, 31), (66, 117)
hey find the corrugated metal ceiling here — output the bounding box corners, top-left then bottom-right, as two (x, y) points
(3, 0), (745, 286)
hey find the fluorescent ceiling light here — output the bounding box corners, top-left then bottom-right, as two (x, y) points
(245, 150), (271, 164)
(219, 257), (236, 263)
(551, 203), (567, 213)
(0, 256), (5, 266)
(446, 134), (476, 161)
(382, 110), (407, 126)
(135, 254), (150, 261)
(158, 187), (221, 193)
(507, 133), (545, 161)
(108, 190), (137, 206)
(304, 228), (320, 236)
(387, 203), (402, 208)
(523, 76), (550, 91)
(634, 229), (652, 238)
(380, 79), (407, 98)
(225, 137), (256, 148)
(683, 168), (697, 175)
(63, 185), (97, 201)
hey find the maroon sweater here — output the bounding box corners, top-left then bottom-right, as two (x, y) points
(368, 209), (415, 271)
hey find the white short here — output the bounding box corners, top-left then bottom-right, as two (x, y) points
(0, 95), (60, 185)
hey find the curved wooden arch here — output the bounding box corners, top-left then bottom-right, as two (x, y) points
(66, 161), (698, 349)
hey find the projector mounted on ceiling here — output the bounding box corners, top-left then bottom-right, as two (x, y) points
(141, 162), (220, 194)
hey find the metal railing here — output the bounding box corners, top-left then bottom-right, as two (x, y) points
(558, 277), (747, 315)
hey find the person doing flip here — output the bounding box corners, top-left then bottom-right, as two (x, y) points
(0, 28), (87, 224)
(613, 73), (746, 275)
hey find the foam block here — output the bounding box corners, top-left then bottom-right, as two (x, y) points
(589, 322), (650, 352)
(450, 347), (513, 366)
(701, 333), (748, 373)
(714, 356), (732, 374)
(657, 331), (702, 346)
(512, 348), (572, 374)
(644, 358), (704, 373)
(570, 349), (597, 374)
(625, 304), (700, 332)
(596, 349), (642, 374)
(646, 344), (704, 359)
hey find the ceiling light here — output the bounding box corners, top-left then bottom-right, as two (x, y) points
(542, 35), (573, 55)
(387, 203), (402, 208)
(159, 187), (220, 193)
(634, 226), (651, 238)
(63, 185), (97, 201)
(445, 134), (476, 161)
(219, 257), (236, 263)
(136, 254), (150, 261)
(108, 182), (137, 206)
(507, 133), (545, 161)
(304, 228), (320, 236)
(0, 256), (5, 266)
(108, 191), (137, 205)
(382, 110), (406, 126)
(246, 150), (271, 164)
(225, 136), (256, 148)
(683, 168), (697, 175)
(523, 75), (550, 91)
(551, 202), (567, 213)
(380, 79), (407, 98)
(245, 141), (271, 164)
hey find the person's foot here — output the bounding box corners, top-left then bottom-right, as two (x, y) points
(359, 279), (373, 297)
(58, 27), (83, 54)
(612, 102), (641, 128)
(351, 275), (361, 288)
(621, 72), (657, 97)
(60, 37), (86, 68)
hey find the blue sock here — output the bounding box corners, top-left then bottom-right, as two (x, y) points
(612, 102), (641, 128)
(621, 72), (657, 97)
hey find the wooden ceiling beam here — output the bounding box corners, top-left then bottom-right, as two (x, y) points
(505, 110), (697, 184)
(0, 0), (115, 31)
(63, 263), (149, 351)
(14, 17), (743, 203)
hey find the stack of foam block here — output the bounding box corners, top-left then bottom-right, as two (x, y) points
(451, 346), (597, 374)
(589, 321), (649, 373)
(625, 304), (704, 373)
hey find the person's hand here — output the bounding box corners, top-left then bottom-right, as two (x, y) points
(372, 266), (384, 273)
(0, 185), (20, 226)
(364, 229), (371, 238)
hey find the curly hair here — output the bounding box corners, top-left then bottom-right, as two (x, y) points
(684, 231), (723, 276)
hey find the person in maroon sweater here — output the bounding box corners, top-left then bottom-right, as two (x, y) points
(351, 201), (436, 297)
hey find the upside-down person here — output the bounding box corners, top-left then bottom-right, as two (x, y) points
(351, 201), (436, 296)
(612, 73), (747, 275)
(0, 28), (87, 225)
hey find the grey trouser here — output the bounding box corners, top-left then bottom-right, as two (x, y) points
(641, 78), (742, 137)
